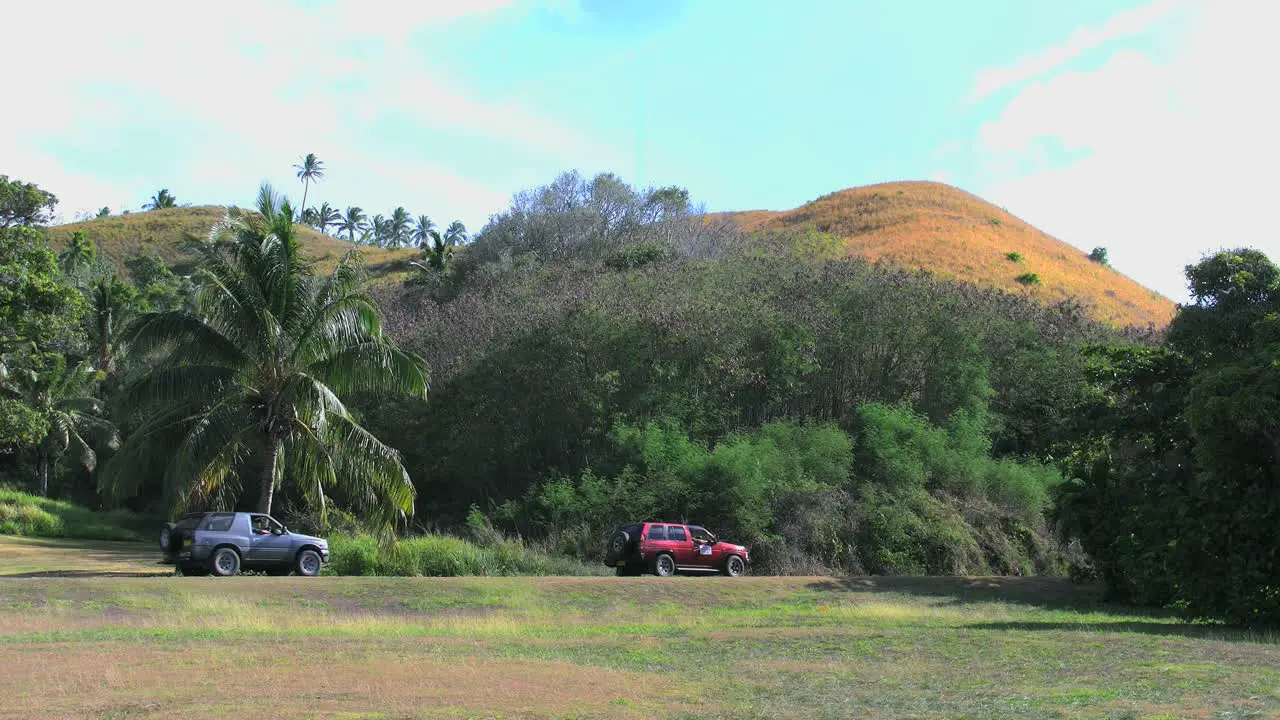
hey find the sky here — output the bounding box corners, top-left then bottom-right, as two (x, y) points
(4, 0), (1276, 300)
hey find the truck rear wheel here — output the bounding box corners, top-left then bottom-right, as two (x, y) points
(210, 548), (241, 577)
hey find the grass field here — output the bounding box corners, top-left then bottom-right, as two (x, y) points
(0, 539), (1276, 718)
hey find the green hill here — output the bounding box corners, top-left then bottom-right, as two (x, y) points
(44, 206), (416, 277)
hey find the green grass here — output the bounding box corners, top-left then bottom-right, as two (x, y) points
(0, 551), (1275, 718)
(326, 533), (607, 577)
(0, 487), (151, 542)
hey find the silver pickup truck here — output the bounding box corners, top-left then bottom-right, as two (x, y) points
(159, 512), (330, 577)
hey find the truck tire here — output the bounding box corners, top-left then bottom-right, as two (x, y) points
(210, 547), (241, 577)
(159, 523), (180, 553)
(722, 554), (745, 577)
(653, 553), (676, 577)
(295, 549), (322, 577)
(606, 530), (631, 561)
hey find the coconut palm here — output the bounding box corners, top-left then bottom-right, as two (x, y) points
(104, 185), (428, 531)
(11, 356), (117, 497)
(339, 206), (367, 243)
(86, 276), (138, 376)
(412, 215), (436, 249)
(442, 220), (468, 246)
(58, 231), (97, 280)
(370, 214), (391, 248)
(316, 202), (341, 235)
(144, 189), (177, 210)
(389, 207), (413, 249)
(293, 153), (324, 223)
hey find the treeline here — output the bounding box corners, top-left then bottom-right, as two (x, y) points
(4, 167), (1279, 626)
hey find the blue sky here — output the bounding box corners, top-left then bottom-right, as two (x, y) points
(5, 0), (1276, 300)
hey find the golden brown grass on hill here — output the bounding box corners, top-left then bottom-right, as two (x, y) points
(715, 181), (1175, 328)
(44, 206), (417, 276)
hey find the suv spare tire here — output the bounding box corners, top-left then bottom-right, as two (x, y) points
(159, 523), (180, 553)
(606, 530), (631, 561)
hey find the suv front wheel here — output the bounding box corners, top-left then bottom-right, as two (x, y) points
(653, 553), (676, 577)
(723, 554), (745, 577)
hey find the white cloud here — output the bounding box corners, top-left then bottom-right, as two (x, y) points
(0, 0), (605, 226)
(974, 0), (1280, 301)
(971, 0), (1188, 101)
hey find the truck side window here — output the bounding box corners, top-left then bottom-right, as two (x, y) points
(647, 525), (667, 541)
(668, 526), (687, 542)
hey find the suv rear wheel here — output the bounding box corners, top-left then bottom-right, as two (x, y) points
(211, 547), (241, 577)
(653, 553), (676, 577)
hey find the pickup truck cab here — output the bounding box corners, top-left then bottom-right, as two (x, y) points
(159, 512), (330, 577)
(604, 522), (750, 577)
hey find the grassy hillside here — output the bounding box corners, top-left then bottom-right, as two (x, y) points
(44, 206), (417, 277)
(715, 181), (1175, 328)
(0, 487), (150, 542)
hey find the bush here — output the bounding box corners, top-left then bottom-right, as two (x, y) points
(0, 487), (150, 541)
(324, 532), (606, 577)
(1005, 251), (1023, 263)
(1015, 272), (1040, 286)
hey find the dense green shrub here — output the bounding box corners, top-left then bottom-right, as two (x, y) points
(0, 487), (150, 541)
(324, 532), (605, 577)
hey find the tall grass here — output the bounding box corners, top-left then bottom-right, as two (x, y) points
(325, 533), (606, 577)
(0, 487), (151, 541)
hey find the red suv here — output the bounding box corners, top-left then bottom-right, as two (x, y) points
(604, 522), (750, 577)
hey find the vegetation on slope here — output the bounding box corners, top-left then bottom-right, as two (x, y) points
(43, 206), (416, 277)
(0, 487), (148, 541)
(715, 181), (1175, 328)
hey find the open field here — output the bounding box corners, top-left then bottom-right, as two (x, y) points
(0, 538), (1276, 720)
(0, 536), (167, 577)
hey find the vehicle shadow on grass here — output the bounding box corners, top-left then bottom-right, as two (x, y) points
(805, 576), (1171, 617)
(964, 620), (1277, 642)
(1, 570), (173, 578)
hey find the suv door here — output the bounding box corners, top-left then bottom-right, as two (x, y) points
(643, 524), (674, 562)
(666, 525), (701, 568)
(247, 514), (291, 563)
(686, 525), (719, 568)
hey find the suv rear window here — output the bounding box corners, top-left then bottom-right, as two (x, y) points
(647, 525), (668, 541)
(668, 526), (687, 542)
(173, 514), (204, 532)
(202, 513), (234, 532)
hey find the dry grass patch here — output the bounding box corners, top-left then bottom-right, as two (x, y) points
(714, 181), (1176, 328)
(0, 536), (167, 577)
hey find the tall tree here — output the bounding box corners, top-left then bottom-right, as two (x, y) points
(293, 153), (325, 223)
(339, 206), (367, 243)
(315, 202), (341, 234)
(371, 214), (390, 248)
(58, 231), (97, 281)
(390, 207), (412, 249)
(105, 185), (429, 531)
(144, 189), (177, 210)
(10, 356), (117, 497)
(442, 220), (468, 247)
(0, 175), (58, 229)
(85, 276), (139, 376)
(412, 215), (436, 249)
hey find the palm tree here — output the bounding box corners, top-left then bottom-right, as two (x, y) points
(389, 207), (413, 249)
(58, 231), (97, 280)
(86, 276), (138, 376)
(105, 185), (428, 531)
(339, 206), (367, 243)
(370, 214), (390, 248)
(293, 153), (324, 222)
(316, 202), (341, 235)
(144, 189), (177, 210)
(443, 220), (468, 246)
(300, 207), (319, 228)
(11, 356), (118, 497)
(412, 215), (436, 249)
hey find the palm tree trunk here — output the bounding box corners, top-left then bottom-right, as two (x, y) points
(299, 181), (310, 225)
(258, 436), (282, 514)
(37, 454), (49, 497)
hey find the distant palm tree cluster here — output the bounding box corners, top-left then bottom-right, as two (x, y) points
(291, 154), (468, 256)
(135, 154), (468, 262)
